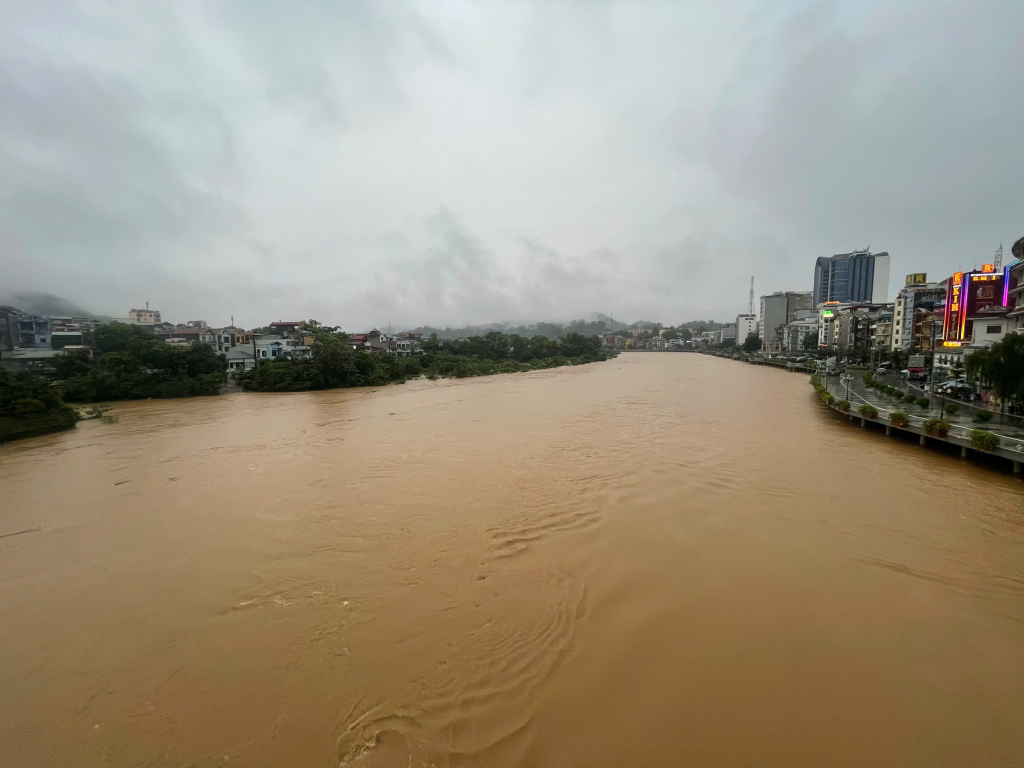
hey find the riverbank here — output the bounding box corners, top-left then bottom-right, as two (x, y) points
(697, 350), (1024, 475)
(814, 371), (1024, 474)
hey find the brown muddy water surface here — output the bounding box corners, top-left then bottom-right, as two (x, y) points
(2, 353), (1023, 767)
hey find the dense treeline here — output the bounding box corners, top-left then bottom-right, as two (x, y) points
(0, 366), (79, 441)
(239, 324), (610, 392)
(58, 322), (227, 402)
(410, 319), (612, 341)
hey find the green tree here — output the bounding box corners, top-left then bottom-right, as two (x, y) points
(965, 335), (1024, 418)
(742, 334), (761, 353)
(54, 349), (95, 379)
(60, 321), (227, 402)
(303, 320), (356, 388)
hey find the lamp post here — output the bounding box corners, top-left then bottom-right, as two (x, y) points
(928, 316), (938, 413)
(842, 374), (852, 403)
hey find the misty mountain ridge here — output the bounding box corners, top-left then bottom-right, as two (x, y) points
(1, 292), (728, 337)
(0, 292), (109, 320)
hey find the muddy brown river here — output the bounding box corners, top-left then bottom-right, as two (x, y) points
(2, 353), (1022, 767)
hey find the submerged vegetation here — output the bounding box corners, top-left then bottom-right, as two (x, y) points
(238, 323), (611, 392)
(0, 366), (79, 442)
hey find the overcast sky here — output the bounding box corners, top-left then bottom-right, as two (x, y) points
(2, 0), (1022, 329)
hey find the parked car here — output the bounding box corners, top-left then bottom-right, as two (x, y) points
(876, 366), (889, 374)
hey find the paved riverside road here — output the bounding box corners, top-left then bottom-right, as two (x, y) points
(822, 370), (1024, 445)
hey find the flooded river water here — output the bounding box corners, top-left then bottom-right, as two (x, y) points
(2, 353), (1023, 767)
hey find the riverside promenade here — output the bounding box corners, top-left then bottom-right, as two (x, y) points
(821, 369), (1024, 472)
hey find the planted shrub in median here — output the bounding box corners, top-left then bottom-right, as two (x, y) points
(889, 411), (910, 427)
(916, 397), (929, 408)
(903, 392), (917, 403)
(923, 419), (951, 437)
(974, 409), (993, 423)
(970, 430), (1000, 452)
(836, 399), (850, 412)
(858, 404), (878, 419)
(944, 403), (960, 415)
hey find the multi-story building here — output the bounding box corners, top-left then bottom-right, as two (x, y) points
(782, 313), (819, 353)
(940, 263), (1014, 348)
(735, 314), (757, 344)
(891, 273), (946, 350)
(812, 249), (891, 307)
(760, 292), (813, 354)
(0, 308), (50, 350)
(127, 305), (161, 324)
(818, 302), (891, 355)
(392, 331), (425, 356)
(872, 311), (893, 351)
(210, 327), (236, 353)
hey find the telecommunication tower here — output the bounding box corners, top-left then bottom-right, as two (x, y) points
(747, 276), (755, 316)
(994, 243), (1003, 271)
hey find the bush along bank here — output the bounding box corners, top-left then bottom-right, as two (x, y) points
(239, 325), (613, 393)
(924, 419), (951, 437)
(0, 367), (79, 443)
(863, 372), (933, 409)
(971, 430), (1000, 452)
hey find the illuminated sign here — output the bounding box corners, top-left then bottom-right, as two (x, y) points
(824, 301), (840, 305)
(942, 341), (963, 347)
(981, 263), (996, 273)
(1004, 260), (1020, 306)
(905, 273), (928, 286)
(942, 267), (1007, 344)
(822, 310), (834, 318)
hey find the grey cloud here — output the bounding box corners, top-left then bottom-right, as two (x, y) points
(2, 1), (1022, 328)
(706, 0), (1024, 269)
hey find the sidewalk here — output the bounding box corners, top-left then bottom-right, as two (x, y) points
(878, 371), (1023, 430)
(822, 371), (1024, 444)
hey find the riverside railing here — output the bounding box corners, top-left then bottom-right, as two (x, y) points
(825, 381), (1024, 460)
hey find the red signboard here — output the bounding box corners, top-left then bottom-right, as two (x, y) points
(942, 268), (1006, 343)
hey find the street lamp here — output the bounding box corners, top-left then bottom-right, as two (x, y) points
(842, 374), (852, 403)
(928, 315), (938, 411)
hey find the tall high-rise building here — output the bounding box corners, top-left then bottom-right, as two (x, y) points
(812, 250), (891, 307)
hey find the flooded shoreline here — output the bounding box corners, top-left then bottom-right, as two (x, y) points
(2, 354), (1022, 767)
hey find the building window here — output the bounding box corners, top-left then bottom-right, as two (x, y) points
(986, 325), (1002, 334)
